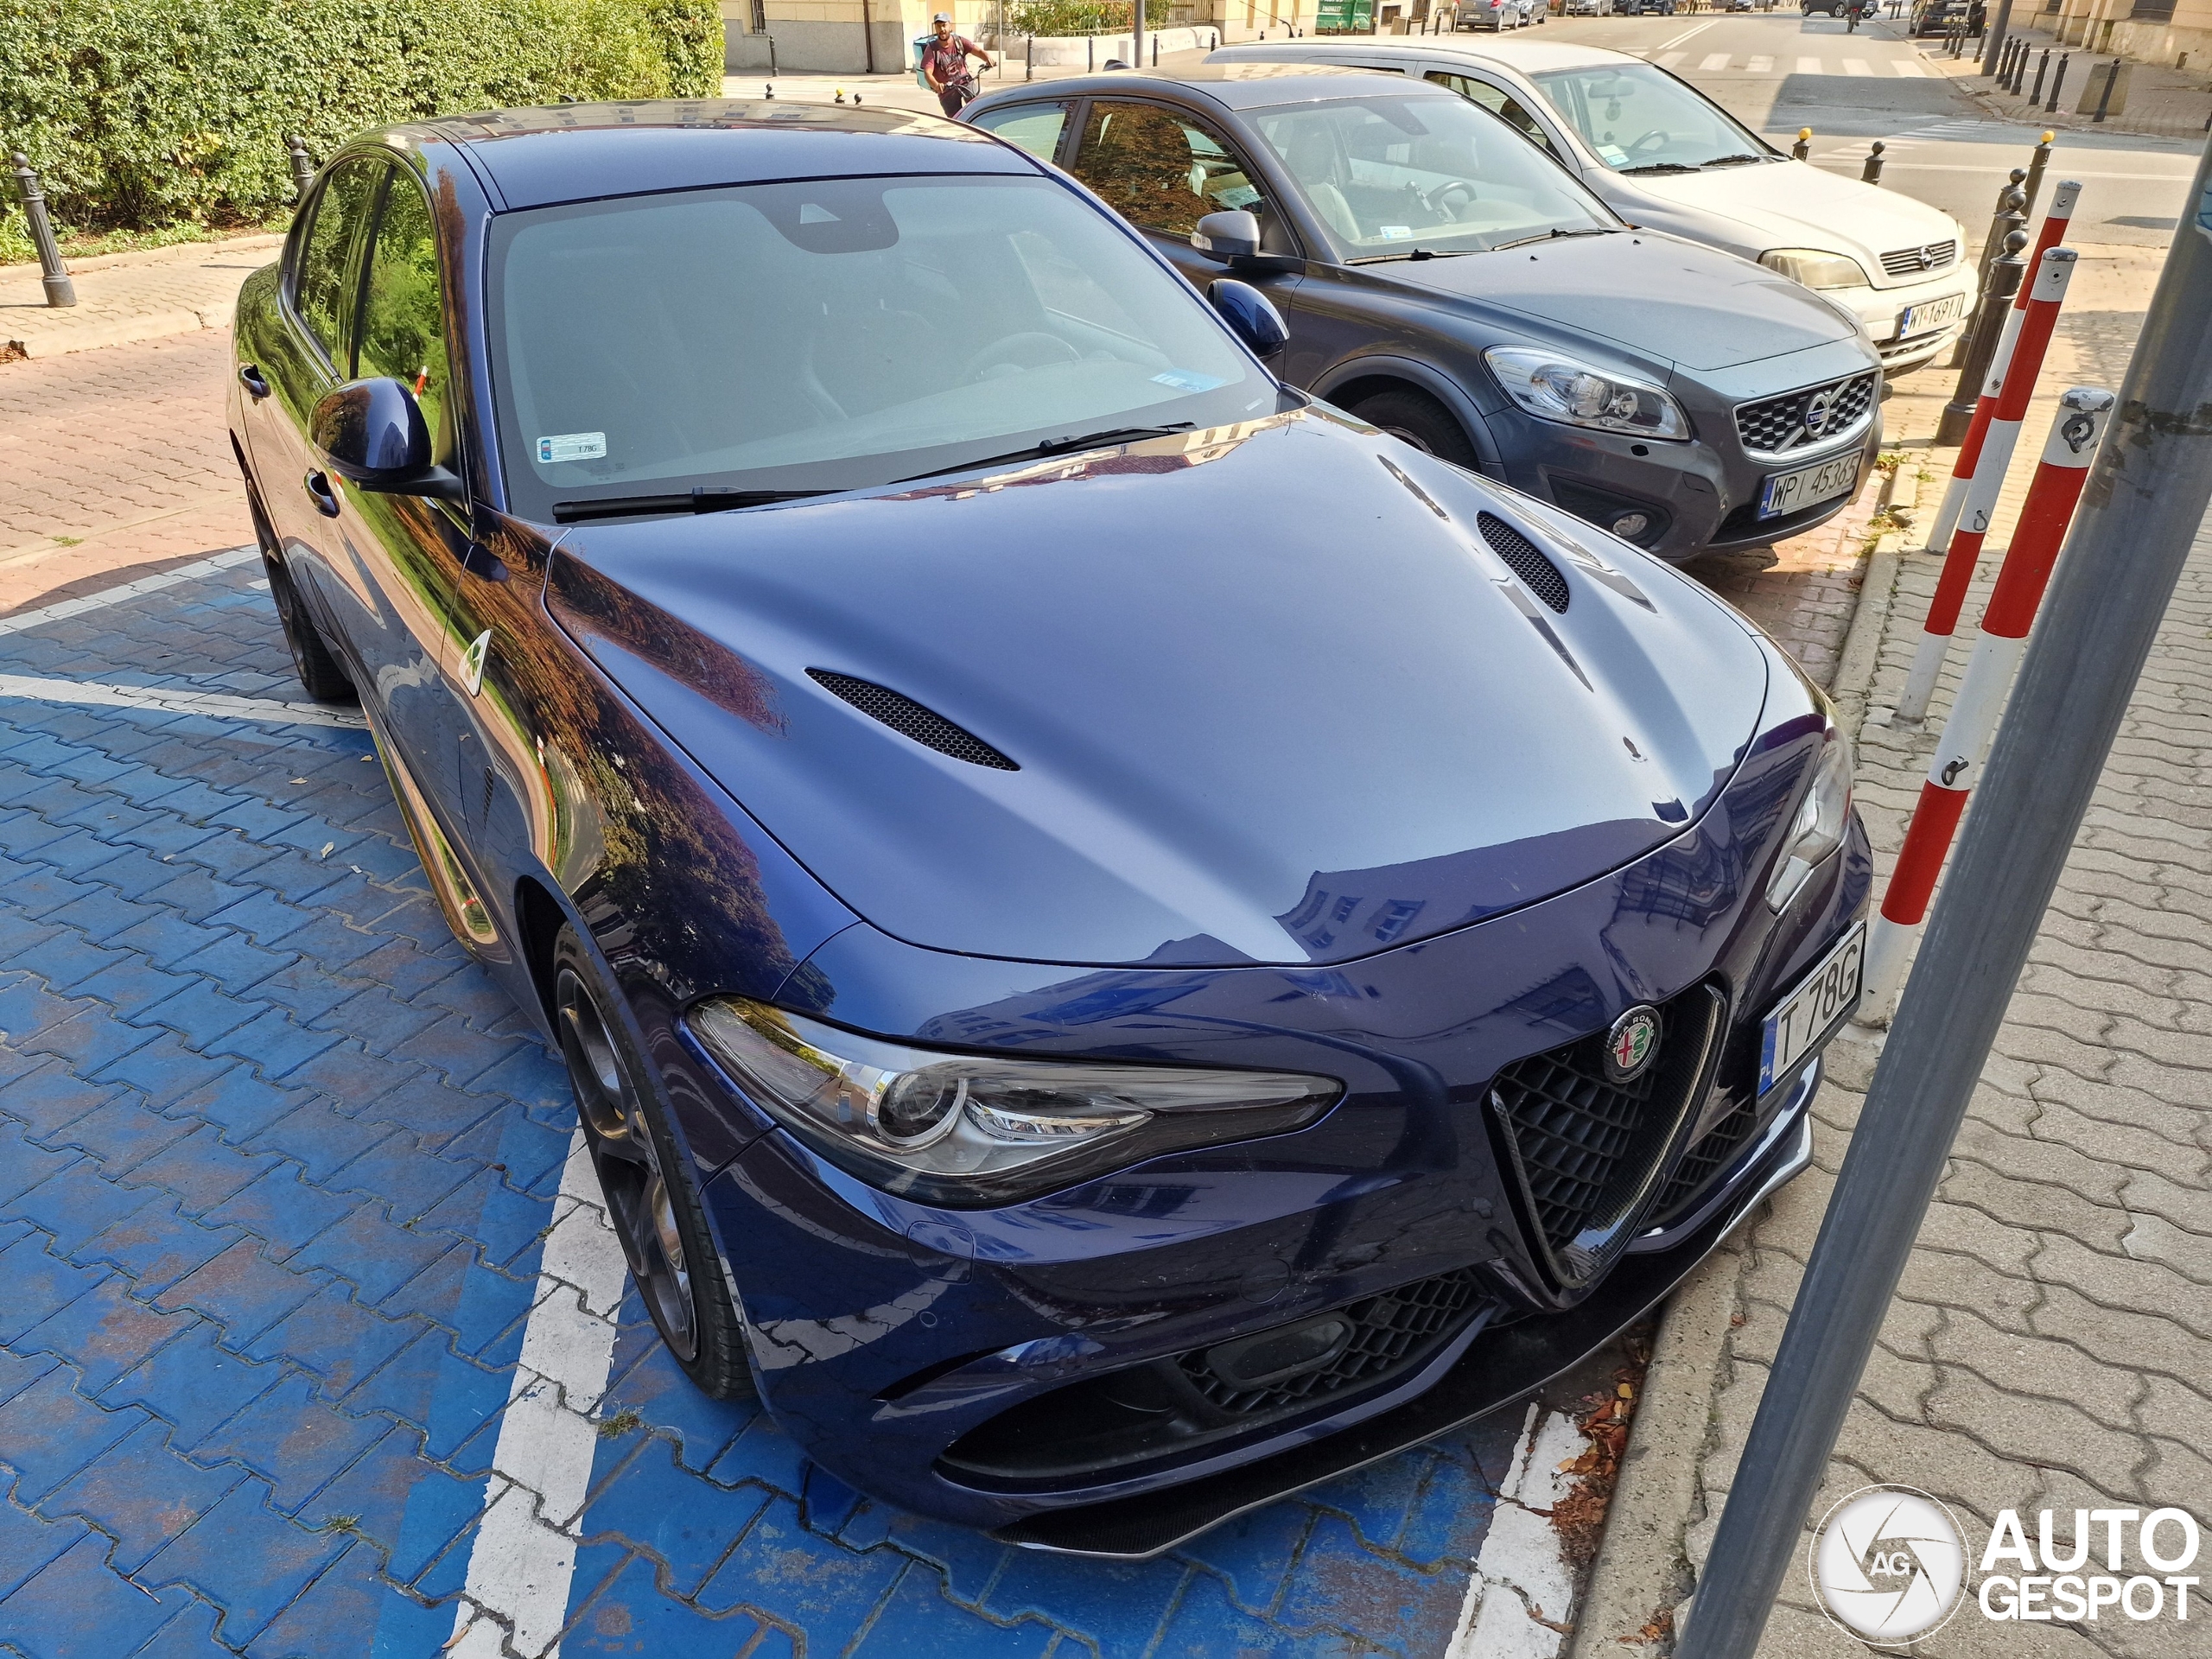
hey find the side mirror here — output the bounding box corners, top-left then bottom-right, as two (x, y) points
(1192, 209), (1261, 264)
(1208, 278), (1288, 359)
(309, 378), (465, 502)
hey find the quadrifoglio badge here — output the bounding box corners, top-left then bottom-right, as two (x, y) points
(1809, 1486), (2202, 1644)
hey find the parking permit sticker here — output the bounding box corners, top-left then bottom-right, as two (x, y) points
(1152, 370), (1227, 392)
(537, 431), (607, 463)
(1379, 225), (1414, 239)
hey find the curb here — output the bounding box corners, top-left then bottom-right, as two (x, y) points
(2, 230), (283, 359)
(5, 306), (223, 359)
(1563, 465), (1925, 1656)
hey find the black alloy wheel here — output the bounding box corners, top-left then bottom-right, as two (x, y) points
(1351, 388), (1484, 472)
(552, 925), (750, 1396)
(262, 554), (357, 703)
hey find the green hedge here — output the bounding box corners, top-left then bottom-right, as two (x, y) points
(1007, 0), (1172, 35)
(0, 0), (722, 237)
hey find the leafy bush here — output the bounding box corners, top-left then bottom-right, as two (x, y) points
(1007, 0), (1172, 35)
(0, 0), (722, 236)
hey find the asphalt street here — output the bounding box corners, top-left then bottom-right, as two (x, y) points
(1535, 10), (2202, 242)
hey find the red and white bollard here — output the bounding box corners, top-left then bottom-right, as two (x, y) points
(1897, 246), (2080, 722)
(1920, 180), (2081, 558)
(1859, 386), (2116, 1020)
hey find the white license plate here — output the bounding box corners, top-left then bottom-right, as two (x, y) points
(1758, 920), (1865, 1093)
(1897, 293), (1966, 338)
(1758, 454), (1860, 520)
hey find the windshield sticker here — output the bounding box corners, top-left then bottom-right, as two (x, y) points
(1597, 144), (1629, 168)
(537, 432), (607, 464)
(1379, 225), (1414, 240)
(1153, 370), (1227, 392)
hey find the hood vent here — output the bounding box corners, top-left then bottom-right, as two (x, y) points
(1478, 513), (1570, 613)
(807, 669), (1019, 771)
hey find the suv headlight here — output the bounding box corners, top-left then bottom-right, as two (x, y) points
(690, 1000), (1342, 1209)
(1758, 248), (1871, 290)
(1766, 722), (1853, 912)
(1484, 347), (1690, 441)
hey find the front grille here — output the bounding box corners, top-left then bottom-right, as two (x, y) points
(1478, 512), (1570, 613)
(1649, 1096), (1761, 1224)
(1178, 1268), (1490, 1417)
(1733, 372), (1878, 456)
(1879, 238), (1957, 277)
(1491, 982), (1726, 1287)
(806, 669), (1018, 770)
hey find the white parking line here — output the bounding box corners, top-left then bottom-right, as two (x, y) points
(448, 1132), (626, 1659)
(0, 545), (260, 636)
(1446, 1404), (1586, 1659)
(0, 671), (367, 730)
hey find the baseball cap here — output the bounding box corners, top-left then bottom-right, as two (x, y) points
(932, 10), (950, 18)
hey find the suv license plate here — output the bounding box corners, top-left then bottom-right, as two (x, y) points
(1758, 919), (1866, 1093)
(1758, 454), (1859, 520)
(1897, 293), (1967, 338)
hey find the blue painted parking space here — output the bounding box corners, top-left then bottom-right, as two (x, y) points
(0, 554), (1525, 1656)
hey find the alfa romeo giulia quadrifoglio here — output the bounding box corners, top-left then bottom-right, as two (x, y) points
(229, 100), (1869, 1557)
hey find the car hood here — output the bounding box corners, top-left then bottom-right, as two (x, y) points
(1365, 230), (1862, 372)
(1604, 159), (1966, 277)
(546, 409), (1770, 968)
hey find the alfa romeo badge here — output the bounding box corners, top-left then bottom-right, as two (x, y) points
(1604, 1006), (1661, 1084)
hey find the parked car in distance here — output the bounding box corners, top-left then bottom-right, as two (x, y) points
(1617, 0), (1678, 15)
(1802, 0), (1847, 15)
(1206, 36), (1974, 372)
(1457, 0), (1535, 28)
(233, 97), (1869, 1560)
(967, 68), (1882, 559)
(1907, 0), (1969, 32)
(1560, 0), (1607, 14)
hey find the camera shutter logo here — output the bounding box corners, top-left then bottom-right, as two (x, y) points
(1809, 1484), (1967, 1644)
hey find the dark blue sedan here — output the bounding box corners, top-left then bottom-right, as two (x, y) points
(229, 99), (1868, 1556)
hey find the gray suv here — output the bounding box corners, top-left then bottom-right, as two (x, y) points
(964, 68), (1880, 559)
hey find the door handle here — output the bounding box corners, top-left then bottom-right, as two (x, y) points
(238, 364), (270, 400)
(303, 470), (340, 518)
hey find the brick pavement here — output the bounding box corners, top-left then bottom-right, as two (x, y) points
(0, 548), (1577, 1656)
(0, 236), (283, 363)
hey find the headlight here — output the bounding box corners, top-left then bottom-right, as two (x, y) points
(1765, 723), (1853, 911)
(1484, 347), (1690, 441)
(1758, 249), (1871, 290)
(689, 999), (1342, 1209)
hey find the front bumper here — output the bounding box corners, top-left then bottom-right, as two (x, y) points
(1834, 270), (1975, 369)
(687, 729), (1873, 1552)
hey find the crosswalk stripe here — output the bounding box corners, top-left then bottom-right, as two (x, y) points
(1843, 58), (1873, 75)
(1891, 60), (1927, 75)
(1797, 55), (1823, 73)
(1657, 51), (1688, 68)
(1700, 52), (1731, 70)
(1747, 54), (1774, 72)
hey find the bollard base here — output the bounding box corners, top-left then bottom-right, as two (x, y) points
(1935, 397), (1978, 446)
(41, 275), (76, 308)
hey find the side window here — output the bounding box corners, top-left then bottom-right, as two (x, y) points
(1072, 102), (1270, 238)
(293, 158), (385, 366)
(1426, 73), (1560, 158)
(357, 170), (457, 468)
(969, 101), (1070, 163)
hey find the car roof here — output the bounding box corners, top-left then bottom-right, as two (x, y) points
(1210, 37), (1638, 73)
(987, 64), (1452, 111)
(403, 99), (1032, 210)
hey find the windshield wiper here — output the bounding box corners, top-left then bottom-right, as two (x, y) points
(891, 423), (1197, 483)
(1492, 227), (1618, 251)
(1617, 162), (1701, 176)
(1700, 153), (1772, 168)
(552, 486), (832, 524)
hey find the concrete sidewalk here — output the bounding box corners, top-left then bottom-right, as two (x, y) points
(2, 237), (284, 362)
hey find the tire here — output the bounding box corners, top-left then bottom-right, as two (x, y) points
(554, 924), (752, 1398)
(262, 551), (358, 704)
(1350, 387), (1483, 471)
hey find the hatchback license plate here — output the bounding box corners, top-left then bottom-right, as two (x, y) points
(1758, 454), (1859, 520)
(1758, 920), (1866, 1093)
(1897, 292), (1967, 338)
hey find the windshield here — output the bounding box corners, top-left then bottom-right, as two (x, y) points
(486, 175), (1279, 521)
(1530, 62), (1775, 173)
(1247, 94), (1615, 259)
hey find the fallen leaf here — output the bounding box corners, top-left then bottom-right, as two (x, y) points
(318, 842), (334, 859)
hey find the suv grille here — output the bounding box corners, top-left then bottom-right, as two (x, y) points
(1648, 1096), (1762, 1225)
(1478, 512), (1570, 613)
(1879, 238), (1957, 277)
(1734, 372), (1878, 456)
(1491, 983), (1726, 1287)
(1177, 1268), (1491, 1417)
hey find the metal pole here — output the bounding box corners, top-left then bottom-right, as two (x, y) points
(2093, 58), (2118, 122)
(1936, 222), (2028, 444)
(2031, 47), (2049, 104)
(1952, 170), (2027, 367)
(1791, 126), (1812, 160)
(1675, 125), (2212, 1659)
(1860, 141), (1885, 184)
(284, 134), (315, 203)
(8, 152), (76, 308)
(2021, 129), (2054, 218)
(2046, 51), (2069, 113)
